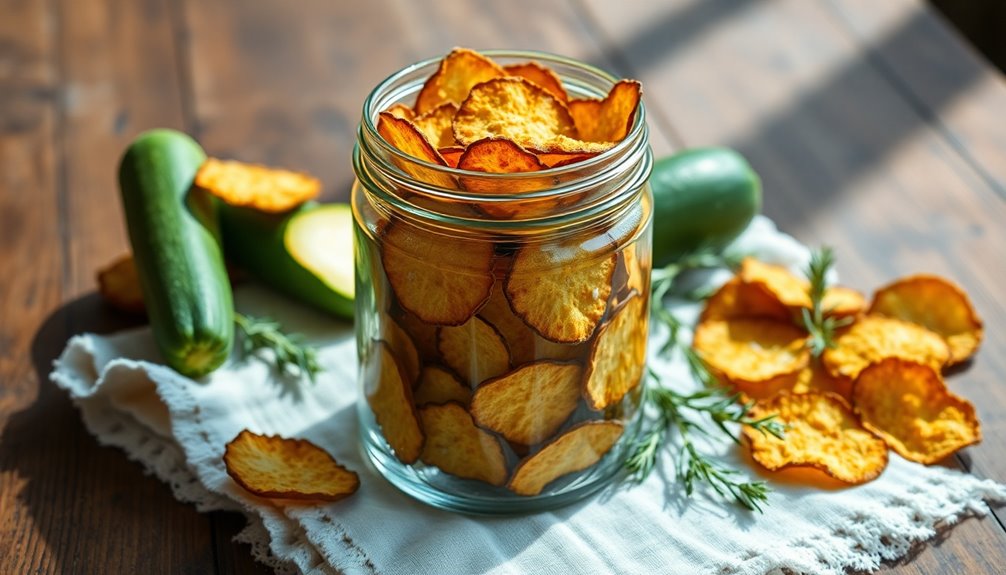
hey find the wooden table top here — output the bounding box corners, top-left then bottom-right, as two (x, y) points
(2, 0), (1005, 573)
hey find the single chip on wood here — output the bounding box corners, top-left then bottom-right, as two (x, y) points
(96, 254), (146, 314)
(195, 158), (321, 213)
(381, 222), (495, 326)
(583, 293), (648, 410)
(419, 402), (508, 486)
(223, 430), (360, 501)
(852, 358), (980, 464)
(470, 361), (583, 445)
(692, 318), (809, 393)
(822, 315), (950, 380)
(437, 316), (511, 386)
(415, 47), (506, 115)
(413, 102), (460, 149)
(869, 275), (983, 365)
(567, 80), (641, 143)
(365, 342), (424, 464)
(508, 421), (624, 496)
(414, 365), (472, 406)
(743, 392), (888, 484)
(503, 61), (569, 102)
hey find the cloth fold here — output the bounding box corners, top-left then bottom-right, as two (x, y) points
(51, 216), (1005, 575)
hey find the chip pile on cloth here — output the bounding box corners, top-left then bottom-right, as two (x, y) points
(51, 216), (1005, 575)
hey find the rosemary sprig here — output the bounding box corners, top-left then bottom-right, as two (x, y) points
(800, 247), (852, 357)
(234, 313), (322, 382)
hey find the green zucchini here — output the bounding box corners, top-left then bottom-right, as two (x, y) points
(220, 202), (355, 319)
(650, 147), (762, 266)
(118, 129), (234, 377)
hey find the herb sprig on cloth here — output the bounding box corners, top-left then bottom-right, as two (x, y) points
(235, 313), (322, 382)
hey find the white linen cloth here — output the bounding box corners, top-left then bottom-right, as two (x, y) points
(51, 216), (1005, 575)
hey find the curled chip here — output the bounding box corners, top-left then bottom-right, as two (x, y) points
(821, 286), (866, 320)
(97, 254), (145, 314)
(381, 222), (494, 326)
(508, 421), (624, 496)
(567, 80), (641, 143)
(458, 137), (558, 218)
(470, 361), (582, 445)
(611, 245), (647, 307)
(413, 102), (459, 149)
(852, 358), (980, 464)
(415, 47), (505, 115)
(503, 61), (569, 102)
(438, 146), (465, 168)
(414, 366), (471, 406)
(692, 319), (809, 393)
(743, 392), (888, 484)
(365, 342), (424, 463)
(382, 315), (421, 385)
(437, 316), (511, 386)
(869, 275), (983, 365)
(224, 430), (359, 501)
(739, 257), (812, 310)
(505, 239), (615, 343)
(822, 315), (950, 380)
(452, 77), (578, 150)
(384, 103), (415, 121)
(419, 402), (508, 485)
(584, 293), (647, 410)
(195, 158), (320, 213)
(793, 360), (853, 401)
(376, 112), (456, 189)
(699, 277), (790, 322)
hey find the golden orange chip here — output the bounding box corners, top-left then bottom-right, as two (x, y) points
(470, 361), (582, 445)
(195, 158), (320, 213)
(692, 318), (809, 389)
(508, 421), (624, 496)
(869, 275), (983, 365)
(414, 365), (471, 406)
(376, 112), (456, 189)
(743, 392), (888, 484)
(738, 257), (812, 310)
(793, 359), (853, 401)
(384, 103), (415, 121)
(528, 135), (615, 155)
(584, 293), (648, 410)
(381, 222), (494, 326)
(438, 146), (465, 168)
(437, 316), (511, 386)
(822, 315), (950, 380)
(536, 152), (599, 167)
(821, 286), (866, 320)
(503, 61), (569, 102)
(415, 47), (506, 115)
(223, 430), (359, 501)
(852, 358), (980, 464)
(452, 77), (579, 150)
(365, 342), (424, 463)
(457, 137), (560, 218)
(611, 245), (647, 307)
(381, 315), (421, 385)
(413, 102), (459, 149)
(699, 277), (791, 322)
(419, 402), (508, 485)
(97, 254), (146, 314)
(567, 80), (641, 143)
(396, 310), (440, 363)
(479, 282), (587, 365)
(505, 239), (615, 344)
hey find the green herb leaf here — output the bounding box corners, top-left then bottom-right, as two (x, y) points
(801, 247), (853, 357)
(234, 313), (322, 382)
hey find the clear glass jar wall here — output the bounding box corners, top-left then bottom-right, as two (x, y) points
(352, 51), (653, 514)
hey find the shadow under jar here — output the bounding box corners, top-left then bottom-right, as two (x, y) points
(351, 50), (653, 514)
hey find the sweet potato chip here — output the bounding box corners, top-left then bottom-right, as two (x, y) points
(437, 316), (511, 386)
(384, 103), (415, 121)
(739, 257), (812, 310)
(381, 315), (421, 385)
(381, 222), (494, 326)
(438, 146), (465, 168)
(611, 245), (647, 307)
(692, 319), (809, 390)
(414, 365), (471, 406)
(536, 152), (599, 167)
(793, 359), (852, 401)
(415, 47), (506, 115)
(224, 430), (359, 501)
(508, 421), (624, 496)
(584, 293), (648, 410)
(503, 61), (569, 102)
(505, 240), (615, 343)
(97, 254), (145, 314)
(376, 112), (456, 189)
(413, 102), (459, 149)
(869, 275), (983, 365)
(195, 158), (320, 213)
(567, 80), (641, 143)
(470, 361), (582, 445)
(457, 137), (559, 218)
(699, 277), (791, 322)
(822, 286), (866, 320)
(365, 342), (424, 463)
(396, 310), (441, 363)
(479, 282), (587, 365)
(743, 392), (888, 484)
(822, 315), (950, 380)
(852, 358), (980, 464)
(453, 77), (578, 150)
(419, 402), (507, 485)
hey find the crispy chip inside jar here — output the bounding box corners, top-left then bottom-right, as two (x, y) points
(437, 316), (511, 386)
(415, 47), (506, 115)
(452, 77), (579, 150)
(365, 342), (424, 464)
(822, 315), (950, 380)
(852, 358), (980, 464)
(584, 293), (648, 410)
(743, 392), (888, 484)
(567, 80), (641, 143)
(224, 430), (360, 501)
(376, 112), (456, 189)
(414, 365), (472, 406)
(503, 61), (569, 102)
(692, 318), (809, 388)
(413, 102), (459, 149)
(195, 158), (320, 213)
(508, 421), (624, 496)
(419, 402), (508, 485)
(382, 314), (421, 385)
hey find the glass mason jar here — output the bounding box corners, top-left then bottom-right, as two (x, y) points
(351, 51), (653, 514)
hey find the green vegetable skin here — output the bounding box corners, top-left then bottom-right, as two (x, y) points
(118, 129), (234, 377)
(650, 147), (762, 266)
(220, 202), (355, 319)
